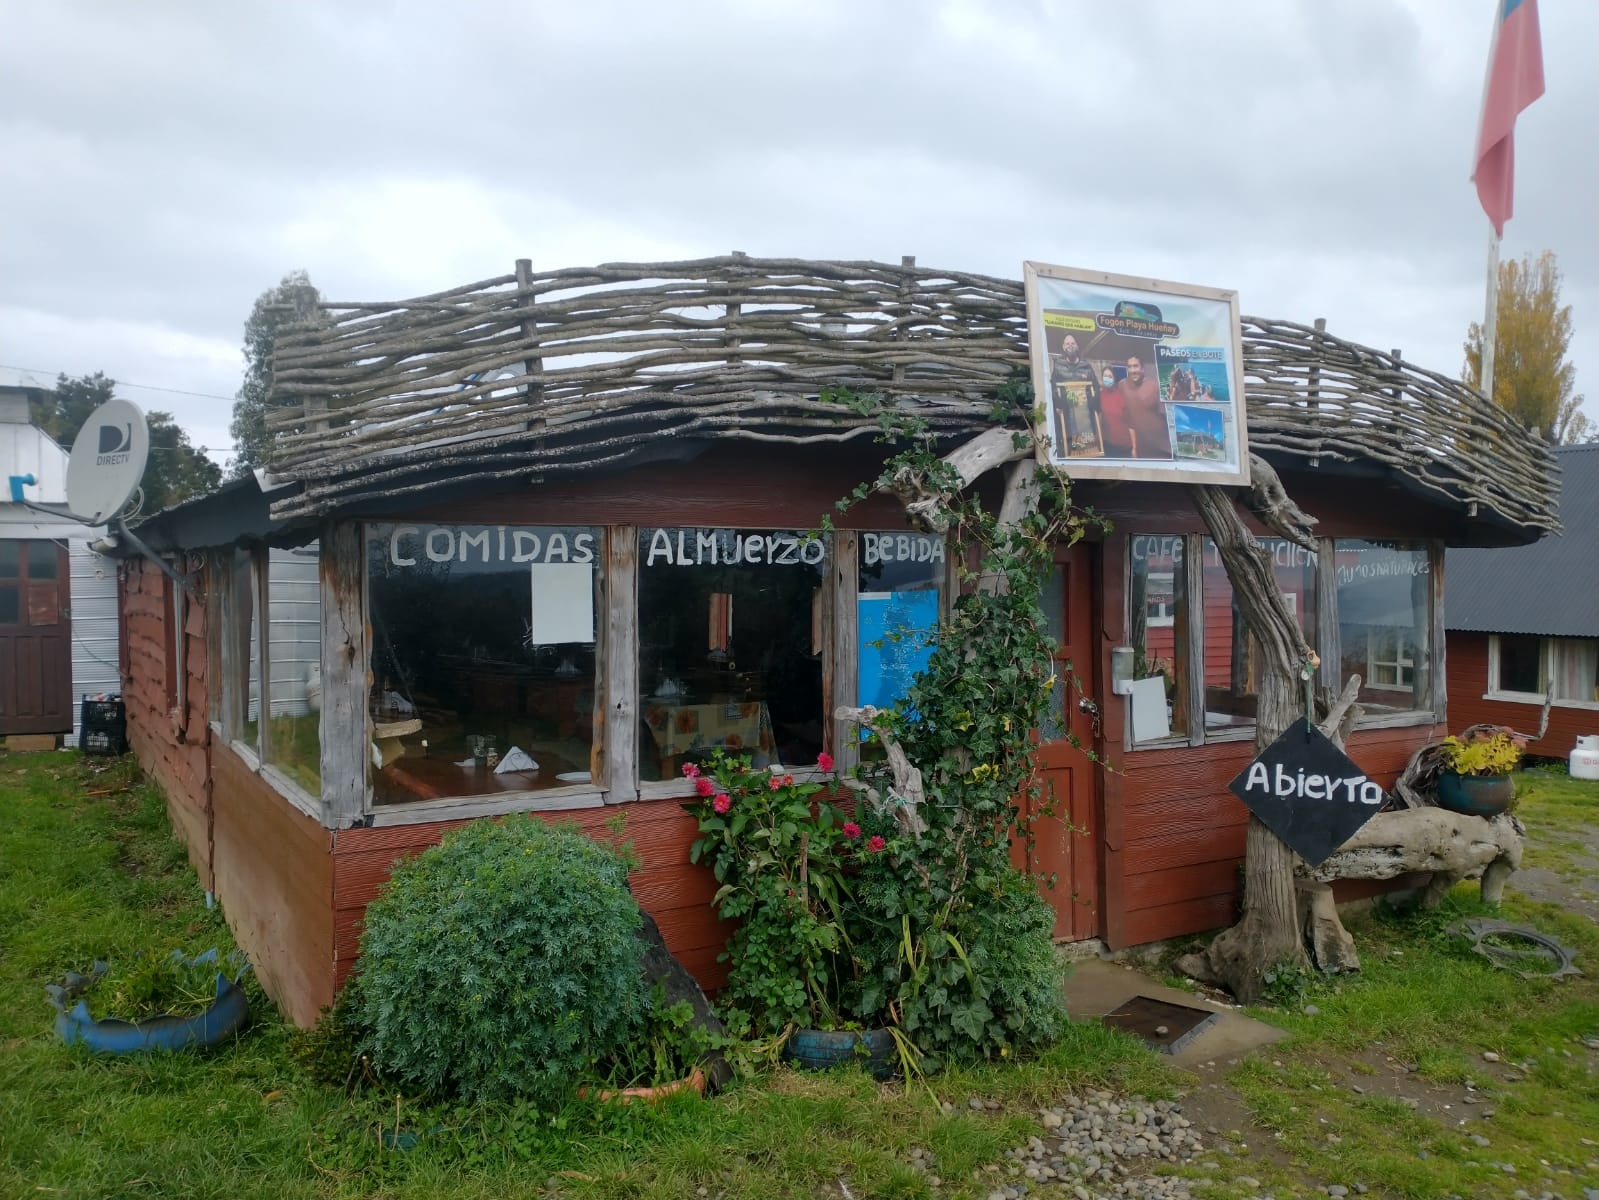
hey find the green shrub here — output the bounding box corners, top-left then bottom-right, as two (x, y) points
(355, 817), (648, 1103)
(850, 842), (1068, 1068)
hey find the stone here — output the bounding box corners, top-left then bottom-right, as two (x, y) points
(632, 910), (732, 1088)
(1483, 1051), (1500, 1062)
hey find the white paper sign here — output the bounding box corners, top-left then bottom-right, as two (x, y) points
(528, 562), (595, 645)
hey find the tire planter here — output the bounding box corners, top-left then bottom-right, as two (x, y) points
(783, 1027), (897, 1080)
(45, 950), (251, 1055)
(1436, 771), (1516, 817)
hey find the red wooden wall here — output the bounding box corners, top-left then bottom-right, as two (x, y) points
(330, 800), (732, 998)
(121, 558), (214, 889)
(1446, 631), (1599, 758)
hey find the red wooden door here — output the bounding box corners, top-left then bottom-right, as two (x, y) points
(0, 540), (73, 735)
(1016, 544), (1102, 940)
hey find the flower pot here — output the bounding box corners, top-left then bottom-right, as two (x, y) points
(45, 952), (251, 1055)
(581, 1065), (707, 1106)
(1436, 771), (1515, 817)
(783, 1027), (897, 1080)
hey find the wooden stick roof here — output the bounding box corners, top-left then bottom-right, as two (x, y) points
(264, 254), (1558, 535)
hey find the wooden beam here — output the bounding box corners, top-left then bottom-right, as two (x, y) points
(830, 531), (858, 776)
(320, 521), (369, 827)
(254, 545), (272, 763)
(603, 526), (638, 803)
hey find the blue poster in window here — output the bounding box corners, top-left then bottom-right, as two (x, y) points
(857, 590), (940, 717)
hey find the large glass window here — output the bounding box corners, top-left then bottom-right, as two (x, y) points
(265, 544), (322, 794)
(638, 527), (826, 778)
(1201, 537), (1318, 732)
(1334, 540), (1432, 714)
(1127, 535), (1189, 742)
(367, 524), (600, 804)
(1552, 639), (1599, 703)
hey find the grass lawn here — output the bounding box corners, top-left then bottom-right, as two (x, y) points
(1209, 768), (1599, 1200)
(0, 751), (1171, 1200)
(5, 751), (1596, 1200)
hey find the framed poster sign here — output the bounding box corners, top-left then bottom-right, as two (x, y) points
(1024, 262), (1249, 486)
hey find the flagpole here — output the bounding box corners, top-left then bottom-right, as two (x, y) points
(1481, 224), (1500, 401)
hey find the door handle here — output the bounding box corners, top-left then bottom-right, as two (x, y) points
(1077, 697), (1099, 717)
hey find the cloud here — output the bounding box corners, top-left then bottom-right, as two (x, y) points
(1, 0), (1592, 453)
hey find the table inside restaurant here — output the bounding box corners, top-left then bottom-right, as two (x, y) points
(375, 748), (589, 804)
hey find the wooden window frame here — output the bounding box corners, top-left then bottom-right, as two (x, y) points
(1124, 533), (1446, 753)
(1487, 633), (1599, 711)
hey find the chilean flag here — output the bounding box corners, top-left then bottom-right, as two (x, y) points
(1473, 0), (1545, 236)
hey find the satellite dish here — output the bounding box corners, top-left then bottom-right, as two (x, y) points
(66, 398), (150, 525)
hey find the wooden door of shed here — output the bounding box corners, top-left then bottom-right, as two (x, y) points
(1016, 543), (1102, 941)
(0, 540), (73, 735)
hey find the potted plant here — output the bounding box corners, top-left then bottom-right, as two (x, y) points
(45, 948), (251, 1055)
(1436, 728), (1524, 816)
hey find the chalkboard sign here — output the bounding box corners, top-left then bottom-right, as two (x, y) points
(1226, 717), (1389, 867)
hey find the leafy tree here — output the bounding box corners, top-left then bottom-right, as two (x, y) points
(1464, 250), (1593, 444)
(33, 373), (221, 517)
(228, 270), (323, 477)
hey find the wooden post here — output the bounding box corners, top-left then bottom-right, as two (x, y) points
(892, 255), (915, 389)
(1182, 533), (1205, 746)
(603, 527), (638, 803)
(830, 531), (859, 775)
(319, 521), (369, 827)
(255, 545), (272, 762)
(1315, 536), (1340, 707)
(726, 250), (746, 367)
(514, 258), (543, 406)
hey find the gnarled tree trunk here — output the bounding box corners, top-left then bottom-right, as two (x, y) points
(1175, 456), (1321, 1003)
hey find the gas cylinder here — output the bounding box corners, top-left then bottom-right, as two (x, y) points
(1571, 735), (1599, 781)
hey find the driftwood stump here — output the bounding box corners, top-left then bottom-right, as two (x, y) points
(1295, 808), (1525, 973)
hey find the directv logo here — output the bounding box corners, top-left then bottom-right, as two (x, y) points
(96, 422), (133, 467)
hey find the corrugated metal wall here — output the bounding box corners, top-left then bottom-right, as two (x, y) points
(68, 539), (121, 738)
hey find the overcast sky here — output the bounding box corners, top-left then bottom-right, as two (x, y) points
(2, 0), (1593, 465)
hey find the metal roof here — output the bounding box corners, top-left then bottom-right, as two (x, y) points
(1446, 443), (1599, 637)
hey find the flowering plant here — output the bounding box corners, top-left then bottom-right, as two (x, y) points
(686, 751), (860, 1031)
(1439, 728), (1525, 778)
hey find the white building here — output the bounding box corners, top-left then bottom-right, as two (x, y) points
(0, 385), (121, 742)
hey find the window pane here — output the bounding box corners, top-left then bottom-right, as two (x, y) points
(1335, 540), (1432, 713)
(0, 585), (17, 624)
(1497, 633), (1543, 695)
(1551, 638), (1599, 703)
(639, 527), (825, 778)
(1128, 535), (1188, 743)
(1202, 537), (1317, 732)
(266, 544), (322, 794)
(24, 541), (59, 579)
(230, 549), (260, 752)
(0, 542), (18, 578)
(367, 524), (600, 805)
(857, 532), (943, 738)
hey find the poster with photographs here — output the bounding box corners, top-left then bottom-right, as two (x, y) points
(1024, 262), (1249, 485)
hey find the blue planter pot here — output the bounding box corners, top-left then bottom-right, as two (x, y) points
(46, 950), (251, 1055)
(1436, 771), (1515, 817)
(783, 1027), (897, 1080)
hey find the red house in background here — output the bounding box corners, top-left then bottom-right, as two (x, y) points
(1447, 443), (1597, 757)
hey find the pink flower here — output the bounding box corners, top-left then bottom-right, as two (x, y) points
(768, 776), (782, 791)
(842, 822), (861, 839)
(695, 776), (716, 797)
(817, 752), (835, 772)
(867, 835), (886, 853)
(681, 762), (700, 779)
(783, 774), (794, 787)
(712, 793), (731, 814)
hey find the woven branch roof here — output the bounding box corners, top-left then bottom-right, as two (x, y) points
(263, 254), (1559, 534)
